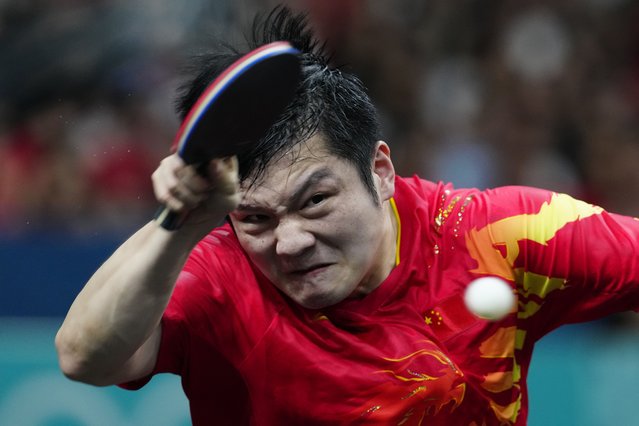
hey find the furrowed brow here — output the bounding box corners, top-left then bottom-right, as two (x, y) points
(288, 167), (336, 206)
(236, 167), (336, 212)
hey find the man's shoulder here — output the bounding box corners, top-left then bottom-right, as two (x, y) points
(395, 175), (470, 198)
(395, 175), (438, 196)
(395, 176), (557, 210)
(394, 175), (467, 209)
(393, 177), (552, 232)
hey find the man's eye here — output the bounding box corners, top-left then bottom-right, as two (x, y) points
(307, 194), (326, 207)
(242, 214), (270, 224)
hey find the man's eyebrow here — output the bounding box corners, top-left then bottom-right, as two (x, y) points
(236, 167), (337, 211)
(288, 167), (336, 205)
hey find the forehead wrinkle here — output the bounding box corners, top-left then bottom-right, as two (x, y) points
(238, 137), (336, 211)
(237, 185), (282, 212)
(238, 162), (338, 213)
(281, 152), (329, 190)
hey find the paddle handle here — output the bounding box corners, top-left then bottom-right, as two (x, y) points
(154, 206), (190, 231)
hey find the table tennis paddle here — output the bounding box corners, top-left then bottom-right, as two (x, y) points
(155, 41), (301, 230)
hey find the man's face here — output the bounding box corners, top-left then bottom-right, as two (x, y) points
(229, 135), (396, 309)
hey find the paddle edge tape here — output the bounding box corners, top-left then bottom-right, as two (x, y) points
(174, 41), (300, 156)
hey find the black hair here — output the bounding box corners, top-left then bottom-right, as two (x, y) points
(175, 5), (382, 202)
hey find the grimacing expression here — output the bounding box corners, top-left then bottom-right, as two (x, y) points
(229, 135), (397, 309)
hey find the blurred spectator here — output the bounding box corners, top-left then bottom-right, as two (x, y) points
(68, 98), (163, 234)
(0, 99), (89, 235)
(1, 0), (638, 237)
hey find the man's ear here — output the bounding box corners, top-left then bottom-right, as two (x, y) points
(372, 141), (395, 202)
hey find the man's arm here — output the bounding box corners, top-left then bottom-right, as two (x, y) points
(55, 155), (240, 386)
(466, 187), (639, 330)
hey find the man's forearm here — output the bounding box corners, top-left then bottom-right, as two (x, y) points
(55, 220), (203, 384)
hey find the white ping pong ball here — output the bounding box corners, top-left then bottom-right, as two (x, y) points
(464, 276), (516, 321)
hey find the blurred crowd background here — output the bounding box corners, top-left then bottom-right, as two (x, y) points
(2, 0), (639, 237)
(1, 1), (639, 424)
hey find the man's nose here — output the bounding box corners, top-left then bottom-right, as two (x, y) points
(274, 218), (315, 257)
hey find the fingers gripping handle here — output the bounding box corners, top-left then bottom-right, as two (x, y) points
(153, 161), (210, 231)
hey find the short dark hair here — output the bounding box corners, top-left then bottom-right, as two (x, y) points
(175, 6), (382, 201)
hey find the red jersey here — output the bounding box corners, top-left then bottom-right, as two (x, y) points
(123, 176), (639, 425)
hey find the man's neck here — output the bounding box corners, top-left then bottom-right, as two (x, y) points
(350, 199), (399, 299)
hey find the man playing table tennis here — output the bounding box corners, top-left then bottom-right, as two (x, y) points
(56, 6), (639, 425)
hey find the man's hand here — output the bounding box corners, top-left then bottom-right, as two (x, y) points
(152, 154), (241, 231)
